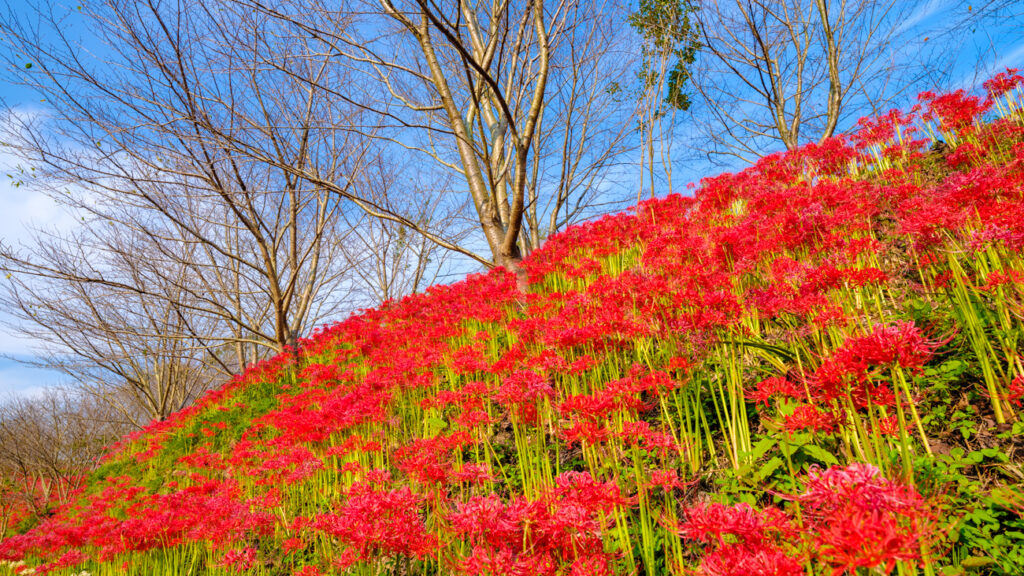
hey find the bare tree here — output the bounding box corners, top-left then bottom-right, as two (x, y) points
(239, 0), (638, 282)
(340, 156), (471, 303)
(686, 0), (920, 163)
(0, 0), (465, 423)
(1, 231), (218, 425)
(0, 390), (124, 521)
(919, 1), (1024, 90)
(0, 0), (379, 351)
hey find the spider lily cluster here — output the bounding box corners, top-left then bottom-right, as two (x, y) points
(2, 70), (1024, 575)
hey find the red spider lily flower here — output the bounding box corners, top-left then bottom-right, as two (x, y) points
(749, 377), (803, 407)
(558, 393), (618, 422)
(919, 89), (992, 133)
(679, 503), (797, 546)
(312, 483), (439, 564)
(877, 415), (902, 436)
(219, 547), (258, 572)
(983, 67), (1024, 99)
(790, 464), (936, 575)
(1008, 375), (1024, 408)
(449, 473), (626, 574)
(570, 354), (598, 374)
(946, 141), (988, 169)
(453, 408), (493, 428)
(695, 544), (805, 576)
(451, 463), (496, 485)
(810, 322), (946, 405)
(568, 553), (616, 576)
(394, 432), (473, 485)
(978, 270), (1024, 291)
(494, 370), (555, 409)
(561, 421), (612, 446)
(620, 420), (679, 454)
(647, 468), (693, 492)
(364, 468), (392, 485)
(834, 322), (939, 371)
(282, 537), (305, 554)
(677, 502), (803, 576)
(47, 549), (88, 572)
(450, 343), (492, 375)
(784, 404), (843, 434)
(458, 546), (559, 576)
(449, 494), (531, 550)
(853, 109), (917, 149)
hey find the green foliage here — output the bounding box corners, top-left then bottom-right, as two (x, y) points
(628, 0), (700, 113)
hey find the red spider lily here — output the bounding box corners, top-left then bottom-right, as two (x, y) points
(853, 109), (918, 149)
(562, 421), (613, 446)
(919, 89), (992, 134)
(984, 67), (1024, 98)
(1008, 375), (1024, 408)
(809, 322), (945, 407)
(694, 545), (805, 576)
(790, 464), (936, 575)
(558, 392), (618, 422)
(449, 473), (627, 574)
(450, 343), (493, 375)
(677, 503), (802, 576)
(282, 537), (305, 554)
(749, 377), (803, 407)
(219, 547), (258, 572)
(619, 420), (679, 454)
(647, 468), (693, 491)
(784, 404), (843, 434)
(393, 432), (473, 485)
(679, 503), (797, 546)
(3, 71), (1022, 576)
(312, 482), (439, 565)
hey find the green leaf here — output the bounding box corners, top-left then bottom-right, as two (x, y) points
(798, 444), (840, 466)
(747, 437), (777, 461)
(424, 416), (447, 436)
(724, 339), (796, 363)
(941, 360), (965, 374)
(960, 556), (994, 569)
(783, 431), (813, 447)
(753, 457), (784, 482)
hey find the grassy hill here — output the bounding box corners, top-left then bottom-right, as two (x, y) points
(3, 71), (1024, 576)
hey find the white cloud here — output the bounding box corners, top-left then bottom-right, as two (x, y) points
(0, 328), (44, 357)
(896, 0), (950, 34)
(951, 41), (1024, 92)
(0, 107), (82, 393)
(0, 157), (79, 249)
(987, 42), (1024, 79)
(0, 358), (64, 399)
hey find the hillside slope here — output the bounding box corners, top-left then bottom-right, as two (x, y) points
(3, 72), (1024, 576)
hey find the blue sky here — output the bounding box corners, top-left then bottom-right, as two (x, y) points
(0, 150), (79, 398)
(1, 0), (1023, 399)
